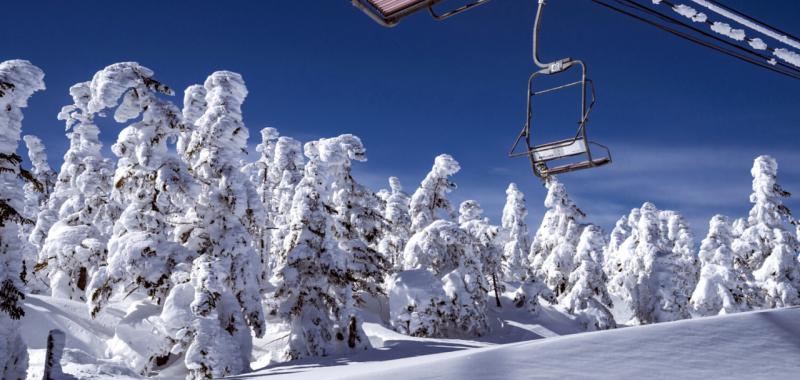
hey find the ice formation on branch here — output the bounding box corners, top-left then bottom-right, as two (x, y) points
(0, 59), (45, 380)
(378, 177), (412, 269)
(501, 183), (530, 282)
(690, 215), (748, 316)
(409, 154), (460, 233)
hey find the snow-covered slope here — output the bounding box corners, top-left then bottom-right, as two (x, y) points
(243, 306), (800, 379)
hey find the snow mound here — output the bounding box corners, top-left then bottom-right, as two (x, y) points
(241, 306), (800, 379)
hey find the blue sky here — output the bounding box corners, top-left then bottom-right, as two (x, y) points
(4, 0), (799, 236)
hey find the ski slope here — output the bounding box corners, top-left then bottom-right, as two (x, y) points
(242, 306), (800, 380)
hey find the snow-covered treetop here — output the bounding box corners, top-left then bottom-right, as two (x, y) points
(257, 127), (280, 156)
(22, 135), (52, 174)
(403, 219), (473, 276)
(87, 62), (173, 118)
(410, 154), (461, 232)
(502, 183), (527, 229)
(186, 71), (249, 164)
(699, 215), (734, 266)
(0, 59), (46, 153)
(182, 84), (207, 126)
(458, 200), (484, 225)
(318, 134), (367, 166)
(57, 82), (93, 132)
(747, 155), (791, 228)
(544, 177), (585, 219)
(389, 176), (402, 193)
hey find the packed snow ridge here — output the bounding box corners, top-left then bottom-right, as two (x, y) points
(2, 59), (799, 379)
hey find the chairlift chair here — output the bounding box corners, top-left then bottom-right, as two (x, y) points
(351, 0), (491, 27)
(509, 0), (611, 180)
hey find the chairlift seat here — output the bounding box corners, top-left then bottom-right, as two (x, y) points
(366, 0), (437, 17)
(531, 138), (588, 162)
(353, 0), (489, 26)
(545, 156), (611, 176)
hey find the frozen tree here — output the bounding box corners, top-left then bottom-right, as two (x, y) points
(0, 59), (45, 380)
(273, 140), (371, 359)
(378, 177), (411, 269)
(512, 275), (555, 315)
(268, 136), (305, 279)
(83, 63), (194, 330)
(321, 135), (387, 297)
(732, 155), (800, 308)
(409, 154), (460, 233)
(530, 178), (585, 297)
(690, 215), (748, 316)
(459, 200), (502, 307)
(501, 183), (530, 282)
(34, 81), (118, 301)
(402, 220), (489, 336)
(607, 202), (697, 324)
(176, 71), (265, 379)
(242, 127), (280, 288)
(19, 135), (55, 292)
(561, 225), (615, 330)
(603, 215), (632, 277)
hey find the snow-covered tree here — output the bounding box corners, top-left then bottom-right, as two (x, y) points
(0, 59), (45, 380)
(459, 200), (502, 307)
(268, 136), (304, 279)
(178, 84), (206, 161)
(34, 81), (118, 301)
(690, 215), (748, 316)
(83, 63), (194, 327)
(177, 71), (266, 379)
(378, 177), (411, 269)
(607, 202), (697, 324)
(530, 177), (585, 297)
(409, 154), (460, 234)
(401, 219), (489, 336)
(242, 127), (280, 289)
(732, 155), (800, 308)
(500, 182), (530, 282)
(561, 225), (615, 330)
(19, 135), (56, 292)
(273, 139), (371, 359)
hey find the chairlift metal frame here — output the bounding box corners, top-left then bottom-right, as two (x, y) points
(509, 0), (611, 179)
(351, 0), (491, 27)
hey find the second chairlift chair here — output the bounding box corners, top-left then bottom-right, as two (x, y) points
(352, 0), (612, 180)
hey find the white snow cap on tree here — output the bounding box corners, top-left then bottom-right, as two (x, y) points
(563, 224), (615, 331)
(0, 59), (45, 380)
(459, 200), (503, 307)
(501, 182), (530, 282)
(690, 215), (748, 316)
(20, 134), (56, 293)
(178, 84), (207, 159)
(409, 154), (460, 232)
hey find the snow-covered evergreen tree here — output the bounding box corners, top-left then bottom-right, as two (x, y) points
(0, 59), (45, 380)
(530, 178), (585, 297)
(177, 71), (266, 379)
(409, 154), (460, 234)
(732, 155), (800, 308)
(20, 135), (56, 292)
(690, 215), (748, 316)
(561, 225), (615, 330)
(268, 136), (305, 280)
(401, 219), (489, 336)
(34, 81), (118, 301)
(500, 182), (530, 282)
(459, 200), (502, 307)
(83, 63), (194, 327)
(378, 177), (411, 269)
(607, 202), (698, 324)
(178, 84), (206, 161)
(273, 139), (372, 359)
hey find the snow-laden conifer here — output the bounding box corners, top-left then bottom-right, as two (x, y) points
(530, 178), (585, 297)
(34, 81), (118, 301)
(459, 200), (502, 307)
(409, 154), (460, 233)
(83, 63), (194, 328)
(20, 135), (56, 292)
(607, 202), (697, 324)
(378, 177), (411, 269)
(178, 84), (206, 160)
(500, 183), (530, 282)
(690, 215), (748, 316)
(178, 71), (266, 379)
(732, 155), (800, 308)
(268, 136), (305, 279)
(0, 59), (45, 380)
(561, 225), (615, 330)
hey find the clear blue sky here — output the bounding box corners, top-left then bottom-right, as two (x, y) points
(4, 0), (799, 236)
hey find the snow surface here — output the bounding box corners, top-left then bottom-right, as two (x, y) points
(239, 306), (800, 380)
